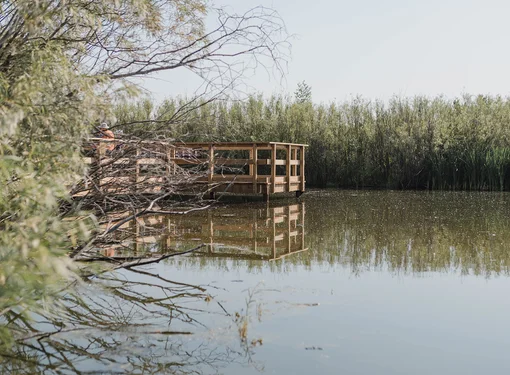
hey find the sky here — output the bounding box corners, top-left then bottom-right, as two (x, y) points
(142, 0), (510, 103)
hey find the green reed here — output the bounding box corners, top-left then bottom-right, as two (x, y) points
(115, 94), (510, 190)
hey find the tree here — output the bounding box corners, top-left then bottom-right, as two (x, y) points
(0, 0), (290, 346)
(294, 81), (312, 103)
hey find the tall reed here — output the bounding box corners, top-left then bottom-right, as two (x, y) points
(115, 94), (510, 190)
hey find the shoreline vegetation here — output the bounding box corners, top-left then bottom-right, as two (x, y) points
(116, 93), (510, 191)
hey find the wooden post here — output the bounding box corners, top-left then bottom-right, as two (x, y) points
(291, 147), (298, 177)
(286, 144), (291, 193)
(271, 143), (277, 194)
(252, 143), (258, 194)
(208, 144), (215, 199)
(299, 145), (305, 193)
(249, 147), (254, 177)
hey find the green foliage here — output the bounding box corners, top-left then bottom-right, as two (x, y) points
(294, 81), (312, 103)
(0, 0), (209, 346)
(117, 93), (510, 190)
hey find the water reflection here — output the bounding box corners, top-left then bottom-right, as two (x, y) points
(98, 190), (510, 277)
(99, 201), (307, 262)
(304, 190), (510, 277)
(7, 191), (510, 374)
(1, 267), (262, 375)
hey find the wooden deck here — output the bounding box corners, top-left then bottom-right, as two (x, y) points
(79, 139), (307, 200)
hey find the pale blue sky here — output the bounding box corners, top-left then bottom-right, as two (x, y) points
(142, 0), (510, 103)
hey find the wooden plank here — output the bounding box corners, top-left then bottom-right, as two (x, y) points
(136, 177), (165, 183)
(271, 143), (276, 194)
(256, 159), (286, 166)
(291, 147), (297, 177)
(289, 183), (301, 191)
(214, 158), (254, 165)
(274, 185), (286, 193)
(197, 175), (270, 182)
(171, 158), (205, 165)
(138, 158), (164, 165)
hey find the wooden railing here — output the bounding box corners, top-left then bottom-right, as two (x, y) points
(79, 139), (307, 200)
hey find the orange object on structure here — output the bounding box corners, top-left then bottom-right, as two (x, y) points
(98, 123), (115, 151)
(101, 129), (115, 151)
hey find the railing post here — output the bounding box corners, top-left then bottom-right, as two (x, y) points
(286, 144), (291, 192)
(208, 144), (215, 199)
(252, 143), (258, 194)
(291, 147), (297, 177)
(249, 147), (254, 177)
(271, 143), (277, 194)
(299, 146), (305, 193)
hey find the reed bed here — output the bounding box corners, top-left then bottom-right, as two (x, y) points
(115, 94), (510, 190)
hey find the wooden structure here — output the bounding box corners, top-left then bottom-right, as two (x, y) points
(81, 139), (307, 200)
(95, 202), (307, 262)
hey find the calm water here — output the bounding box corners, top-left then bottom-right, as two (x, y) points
(13, 190), (510, 374)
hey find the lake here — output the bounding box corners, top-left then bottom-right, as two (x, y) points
(10, 190), (510, 374)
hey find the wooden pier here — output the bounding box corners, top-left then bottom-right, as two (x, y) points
(79, 139), (307, 200)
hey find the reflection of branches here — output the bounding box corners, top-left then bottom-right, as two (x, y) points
(0, 266), (258, 375)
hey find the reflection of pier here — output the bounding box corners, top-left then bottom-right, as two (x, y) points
(99, 202), (307, 261)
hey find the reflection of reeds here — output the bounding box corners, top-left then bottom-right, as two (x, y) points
(163, 191), (510, 277)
